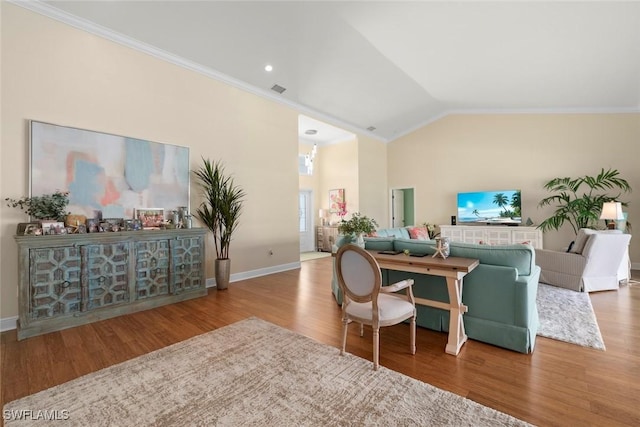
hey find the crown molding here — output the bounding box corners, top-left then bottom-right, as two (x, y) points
(8, 0), (387, 144)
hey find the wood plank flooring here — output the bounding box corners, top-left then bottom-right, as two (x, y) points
(1, 258), (639, 426)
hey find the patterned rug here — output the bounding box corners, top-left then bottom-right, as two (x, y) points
(4, 317), (530, 426)
(536, 283), (605, 350)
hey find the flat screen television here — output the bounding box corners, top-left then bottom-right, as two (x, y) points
(457, 190), (521, 225)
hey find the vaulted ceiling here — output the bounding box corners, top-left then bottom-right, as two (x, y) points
(20, 1), (640, 142)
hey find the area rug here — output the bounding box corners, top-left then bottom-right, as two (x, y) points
(4, 317), (529, 426)
(536, 283), (605, 350)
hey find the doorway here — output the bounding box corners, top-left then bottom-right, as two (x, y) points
(299, 189), (315, 252)
(390, 188), (415, 228)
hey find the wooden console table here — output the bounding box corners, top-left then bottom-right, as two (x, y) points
(369, 251), (479, 356)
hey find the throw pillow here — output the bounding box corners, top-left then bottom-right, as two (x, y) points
(407, 226), (429, 240)
(570, 228), (596, 254)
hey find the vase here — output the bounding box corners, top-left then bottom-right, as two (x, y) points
(356, 233), (365, 248)
(215, 258), (231, 290)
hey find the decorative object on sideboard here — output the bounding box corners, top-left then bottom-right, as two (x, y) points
(40, 220), (65, 235)
(135, 208), (165, 230)
(5, 190), (70, 221)
(193, 158), (246, 290)
(599, 201), (624, 230)
(538, 168), (631, 234)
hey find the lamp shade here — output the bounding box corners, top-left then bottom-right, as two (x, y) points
(599, 202), (624, 220)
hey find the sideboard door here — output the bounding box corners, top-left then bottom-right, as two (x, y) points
(83, 242), (130, 310)
(29, 246), (82, 319)
(134, 239), (170, 299)
(171, 235), (205, 294)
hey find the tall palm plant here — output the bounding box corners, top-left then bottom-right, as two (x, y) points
(193, 158), (245, 260)
(538, 168), (631, 234)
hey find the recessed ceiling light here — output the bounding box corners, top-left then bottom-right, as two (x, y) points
(265, 64), (273, 72)
(367, 126), (376, 132)
(305, 129), (318, 135)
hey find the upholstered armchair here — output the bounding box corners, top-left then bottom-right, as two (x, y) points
(535, 229), (631, 292)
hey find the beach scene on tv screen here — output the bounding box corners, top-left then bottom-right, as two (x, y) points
(457, 190), (522, 224)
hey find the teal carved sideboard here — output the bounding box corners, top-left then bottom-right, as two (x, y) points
(15, 228), (207, 340)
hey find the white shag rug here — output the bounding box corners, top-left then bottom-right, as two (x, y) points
(4, 317), (530, 426)
(536, 283), (605, 350)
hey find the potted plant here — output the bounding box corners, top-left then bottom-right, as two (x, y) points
(538, 168), (631, 234)
(338, 212), (378, 248)
(5, 191), (70, 221)
(193, 158), (245, 290)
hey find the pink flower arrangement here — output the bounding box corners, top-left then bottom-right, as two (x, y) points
(336, 202), (347, 218)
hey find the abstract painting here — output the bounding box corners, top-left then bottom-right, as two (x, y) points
(30, 121), (189, 219)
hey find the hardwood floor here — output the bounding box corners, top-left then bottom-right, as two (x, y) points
(2, 259), (639, 426)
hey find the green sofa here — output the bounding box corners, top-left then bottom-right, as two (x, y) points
(331, 232), (541, 354)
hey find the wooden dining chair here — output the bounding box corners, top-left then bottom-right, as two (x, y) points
(335, 244), (416, 370)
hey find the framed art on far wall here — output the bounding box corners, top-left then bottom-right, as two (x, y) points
(329, 188), (345, 213)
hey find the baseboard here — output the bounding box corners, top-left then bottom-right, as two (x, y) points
(631, 262), (640, 271)
(1, 262), (302, 331)
(1, 316), (18, 332)
(206, 261), (301, 288)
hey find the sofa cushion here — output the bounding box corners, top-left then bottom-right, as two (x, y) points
(375, 227), (411, 239)
(363, 237), (395, 251)
(392, 238), (437, 255)
(570, 228), (596, 254)
(407, 226), (430, 240)
(448, 242), (535, 276)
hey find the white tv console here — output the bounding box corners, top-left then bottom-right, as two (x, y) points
(440, 225), (543, 249)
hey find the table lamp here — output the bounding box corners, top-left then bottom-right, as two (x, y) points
(600, 202), (624, 229)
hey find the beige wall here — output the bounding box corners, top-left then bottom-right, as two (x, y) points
(388, 113), (640, 264)
(0, 4), (304, 319)
(316, 138), (359, 225)
(300, 136), (388, 231)
(357, 135), (389, 227)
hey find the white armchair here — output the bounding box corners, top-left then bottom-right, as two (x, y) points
(535, 229), (631, 292)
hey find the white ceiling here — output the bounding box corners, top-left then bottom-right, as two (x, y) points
(19, 1), (640, 143)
